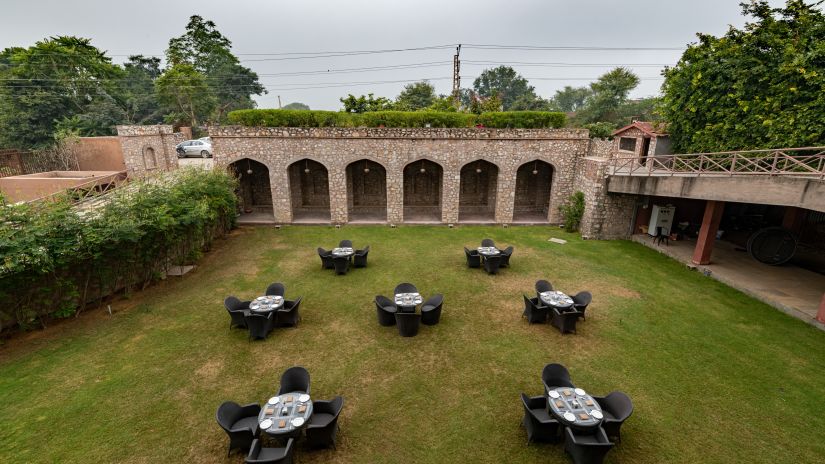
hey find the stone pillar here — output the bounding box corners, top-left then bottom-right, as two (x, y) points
(328, 165), (348, 224)
(495, 168), (515, 224)
(271, 167), (291, 223)
(386, 168), (404, 224)
(442, 167), (460, 224)
(692, 200), (725, 265)
(817, 293), (825, 324)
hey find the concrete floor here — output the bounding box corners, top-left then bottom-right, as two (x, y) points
(458, 212), (496, 224)
(403, 208), (441, 223)
(632, 234), (825, 329)
(177, 157), (214, 169)
(236, 211), (276, 225)
(512, 212), (550, 224)
(292, 210), (331, 224)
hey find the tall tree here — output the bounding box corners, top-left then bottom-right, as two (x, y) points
(120, 55), (163, 124)
(551, 86), (592, 112)
(0, 37), (124, 148)
(574, 67), (640, 125)
(282, 102), (310, 110)
(155, 64), (216, 127)
(339, 93), (394, 113)
(472, 66), (537, 110)
(166, 15), (265, 122)
(395, 81), (436, 110)
(662, 0), (825, 152)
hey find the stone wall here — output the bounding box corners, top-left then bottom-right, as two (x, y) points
(115, 125), (182, 176)
(208, 126), (591, 225)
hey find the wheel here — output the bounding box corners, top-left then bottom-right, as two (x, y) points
(201, 150), (210, 158)
(747, 227), (797, 265)
(177, 152), (184, 158)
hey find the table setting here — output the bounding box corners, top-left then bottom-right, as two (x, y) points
(257, 392), (314, 436)
(249, 295), (284, 312)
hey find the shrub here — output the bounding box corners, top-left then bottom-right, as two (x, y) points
(359, 111), (476, 128)
(228, 109), (354, 128)
(476, 111), (566, 129)
(559, 191), (585, 232)
(583, 122), (616, 139)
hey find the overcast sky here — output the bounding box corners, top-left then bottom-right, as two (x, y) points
(1, 0), (789, 110)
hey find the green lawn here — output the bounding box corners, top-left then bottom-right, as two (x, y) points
(1, 226), (824, 464)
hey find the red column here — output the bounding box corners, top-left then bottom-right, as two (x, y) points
(692, 200), (725, 265)
(817, 293), (825, 324)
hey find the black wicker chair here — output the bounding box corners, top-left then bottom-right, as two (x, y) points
(420, 294), (444, 325)
(306, 396), (344, 449)
(265, 282), (285, 297)
(333, 256), (350, 275)
(275, 296), (302, 327)
(318, 247), (334, 269)
(481, 238), (496, 247)
(563, 427), (614, 464)
(464, 247), (481, 268)
(535, 279), (553, 300)
(500, 246), (514, 267)
(354, 245), (370, 268)
(522, 295), (548, 324)
(216, 401), (261, 456)
(277, 366), (310, 395)
(483, 255), (502, 274)
(571, 291), (593, 321)
(593, 391), (633, 442)
(395, 311), (421, 337)
(375, 295), (398, 326)
(338, 239), (353, 248)
(394, 282), (418, 294)
(246, 438), (294, 464)
(520, 393), (561, 444)
(225, 296), (251, 329)
(541, 363), (575, 391)
(550, 307), (579, 334)
(246, 312), (274, 341)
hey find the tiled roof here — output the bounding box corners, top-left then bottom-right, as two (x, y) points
(612, 121), (668, 137)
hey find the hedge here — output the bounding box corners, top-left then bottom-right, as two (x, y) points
(227, 109), (566, 129)
(0, 168), (238, 331)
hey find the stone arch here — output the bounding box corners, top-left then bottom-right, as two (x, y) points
(228, 158), (273, 218)
(403, 158), (443, 222)
(346, 158), (387, 222)
(513, 159), (554, 223)
(458, 159), (499, 222)
(287, 158), (331, 223)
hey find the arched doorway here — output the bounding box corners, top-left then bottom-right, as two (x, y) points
(346, 159), (387, 222)
(459, 160), (498, 222)
(228, 158), (273, 222)
(287, 159), (330, 223)
(403, 159), (443, 222)
(513, 160), (554, 222)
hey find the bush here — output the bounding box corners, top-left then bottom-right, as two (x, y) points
(0, 168), (238, 331)
(583, 122), (616, 139)
(559, 191), (585, 233)
(227, 109), (566, 129)
(476, 111), (566, 129)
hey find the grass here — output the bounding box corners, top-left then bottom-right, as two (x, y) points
(1, 225), (824, 464)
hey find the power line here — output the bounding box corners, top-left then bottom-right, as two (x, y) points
(463, 44), (683, 51)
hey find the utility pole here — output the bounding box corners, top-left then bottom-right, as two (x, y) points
(452, 44), (461, 103)
(277, 95), (282, 109)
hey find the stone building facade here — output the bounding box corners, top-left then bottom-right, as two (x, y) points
(115, 124), (639, 239)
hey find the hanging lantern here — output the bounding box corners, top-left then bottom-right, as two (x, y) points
(475, 162), (482, 174)
(246, 169), (253, 175)
(304, 160), (310, 174)
(532, 161), (538, 175)
(246, 159), (253, 175)
(419, 161), (426, 173)
(364, 161), (370, 173)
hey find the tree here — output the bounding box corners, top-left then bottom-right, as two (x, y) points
(472, 66), (538, 110)
(574, 67), (640, 125)
(0, 37), (125, 148)
(550, 86), (592, 112)
(427, 95), (459, 112)
(166, 15), (265, 122)
(395, 81), (436, 110)
(155, 64), (216, 127)
(282, 102), (310, 110)
(120, 55), (163, 124)
(661, 0), (825, 152)
(339, 93), (394, 113)
(510, 93), (555, 111)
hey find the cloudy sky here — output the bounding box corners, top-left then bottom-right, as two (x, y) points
(1, 0), (788, 110)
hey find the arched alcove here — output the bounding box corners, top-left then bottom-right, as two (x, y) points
(403, 159), (443, 222)
(458, 160), (498, 222)
(287, 159), (331, 223)
(228, 158), (272, 220)
(346, 159), (387, 222)
(513, 160), (554, 222)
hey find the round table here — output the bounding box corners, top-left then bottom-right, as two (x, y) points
(547, 387), (603, 430)
(394, 292), (423, 313)
(249, 295), (284, 313)
(331, 247), (354, 258)
(257, 391), (314, 436)
(539, 291), (574, 310)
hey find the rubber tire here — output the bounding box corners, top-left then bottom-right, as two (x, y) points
(177, 152), (184, 158)
(201, 150), (210, 158)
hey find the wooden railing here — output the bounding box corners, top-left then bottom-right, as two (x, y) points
(609, 147), (825, 180)
(35, 171), (129, 205)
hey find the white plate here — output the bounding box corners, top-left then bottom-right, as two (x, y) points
(298, 394), (310, 403)
(591, 410), (603, 419)
(548, 390), (560, 399)
(291, 417), (305, 427)
(268, 396), (280, 404)
(574, 388), (586, 396)
(259, 419), (273, 429)
(563, 412), (576, 422)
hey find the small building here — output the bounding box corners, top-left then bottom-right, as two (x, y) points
(612, 121), (671, 162)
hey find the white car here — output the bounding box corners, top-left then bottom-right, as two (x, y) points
(176, 138), (212, 158)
